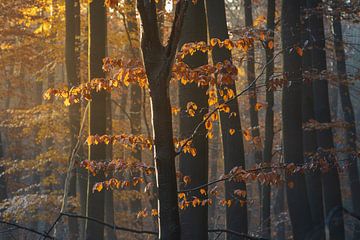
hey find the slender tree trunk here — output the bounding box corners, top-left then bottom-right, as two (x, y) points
(332, 5), (360, 239)
(301, 1), (325, 239)
(65, 0), (81, 238)
(206, 0), (248, 238)
(281, 1), (314, 239)
(261, 0), (275, 237)
(85, 1), (107, 239)
(307, 1), (345, 239)
(244, 0), (262, 165)
(178, 1), (208, 239)
(274, 183), (285, 240)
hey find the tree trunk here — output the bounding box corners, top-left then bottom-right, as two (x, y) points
(332, 4), (360, 239)
(281, 1), (314, 239)
(261, 0), (275, 238)
(307, 1), (345, 239)
(205, 0), (248, 238)
(85, 0), (107, 239)
(300, 1), (325, 239)
(244, 0), (262, 165)
(65, 0), (81, 238)
(178, 1), (208, 239)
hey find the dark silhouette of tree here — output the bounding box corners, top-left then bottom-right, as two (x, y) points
(178, 1), (208, 239)
(307, 0), (345, 239)
(206, 0), (248, 238)
(281, 1), (314, 239)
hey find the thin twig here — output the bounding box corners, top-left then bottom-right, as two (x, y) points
(0, 220), (54, 239)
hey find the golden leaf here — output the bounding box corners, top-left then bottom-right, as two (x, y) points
(229, 129), (236, 135)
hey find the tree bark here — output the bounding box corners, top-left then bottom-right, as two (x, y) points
(65, 0), (81, 238)
(332, 3), (360, 239)
(307, 1), (345, 239)
(281, 1), (314, 239)
(205, 0), (248, 238)
(85, 0), (107, 239)
(178, 1), (208, 239)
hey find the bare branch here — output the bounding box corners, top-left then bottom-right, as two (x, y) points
(208, 229), (268, 240)
(0, 220), (54, 239)
(165, 0), (189, 59)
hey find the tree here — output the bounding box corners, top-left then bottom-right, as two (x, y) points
(300, 1), (325, 238)
(281, 1), (314, 239)
(86, 0), (107, 239)
(65, 0), (81, 238)
(178, 1), (208, 239)
(136, 1), (188, 239)
(244, 0), (262, 166)
(261, 0), (275, 237)
(205, 0), (248, 238)
(332, 1), (360, 238)
(307, 0), (345, 238)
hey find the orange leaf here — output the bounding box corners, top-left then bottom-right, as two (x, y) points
(296, 47), (303, 56)
(268, 41), (274, 50)
(243, 130), (252, 141)
(183, 176), (191, 185)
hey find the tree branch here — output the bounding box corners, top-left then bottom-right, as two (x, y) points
(0, 220), (54, 239)
(137, 0), (161, 47)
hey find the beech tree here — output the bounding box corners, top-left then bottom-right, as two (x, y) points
(281, 1), (314, 239)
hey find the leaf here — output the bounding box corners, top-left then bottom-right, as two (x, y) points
(210, 38), (219, 47)
(296, 47), (303, 56)
(229, 128), (236, 135)
(200, 188), (207, 196)
(255, 103), (263, 111)
(268, 40), (274, 50)
(178, 193), (186, 200)
(93, 182), (103, 192)
(205, 120), (213, 130)
(183, 176), (191, 185)
(151, 209), (158, 216)
(243, 130), (252, 141)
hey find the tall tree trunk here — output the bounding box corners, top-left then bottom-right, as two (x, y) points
(65, 0), (81, 238)
(261, 0), (275, 238)
(124, 0), (143, 224)
(178, 1), (208, 239)
(85, 0), (107, 239)
(137, 1), (189, 238)
(332, 4), (360, 239)
(307, 1), (345, 239)
(281, 1), (314, 239)
(205, 0), (248, 238)
(301, 1), (325, 239)
(244, 0), (262, 165)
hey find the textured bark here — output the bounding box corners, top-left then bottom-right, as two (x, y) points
(65, 0), (80, 238)
(300, 2), (325, 239)
(244, 0), (262, 165)
(261, 0), (275, 238)
(332, 4), (360, 239)
(85, 0), (107, 239)
(307, 1), (345, 239)
(205, 0), (247, 238)
(178, 1), (208, 239)
(281, 1), (314, 239)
